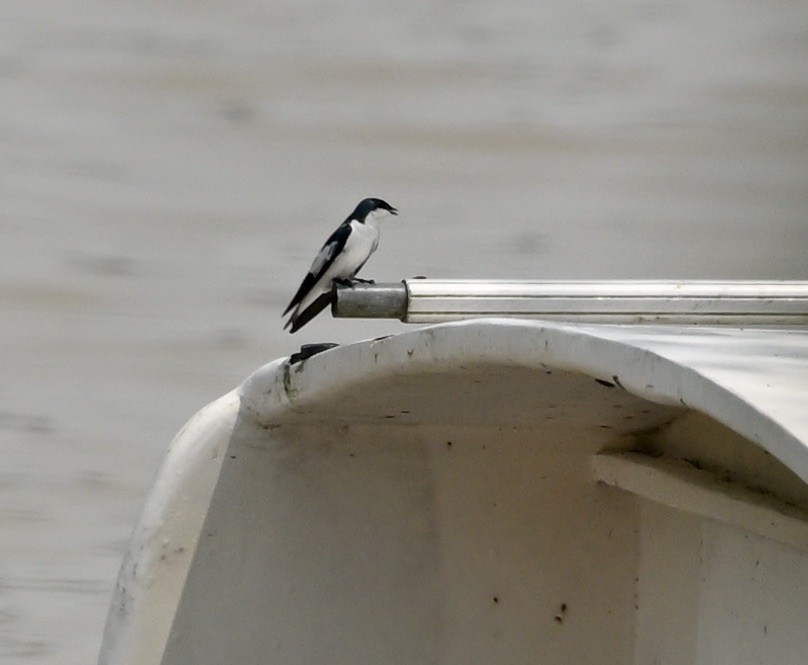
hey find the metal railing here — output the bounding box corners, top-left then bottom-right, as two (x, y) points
(333, 279), (808, 325)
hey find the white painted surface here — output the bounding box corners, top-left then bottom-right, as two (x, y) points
(618, 467), (808, 665)
(98, 383), (246, 665)
(592, 451), (808, 552)
(696, 522), (808, 665)
(98, 320), (808, 664)
(633, 503), (702, 665)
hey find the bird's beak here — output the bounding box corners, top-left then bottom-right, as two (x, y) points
(390, 208), (398, 215)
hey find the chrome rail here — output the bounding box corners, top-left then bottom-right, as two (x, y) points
(333, 280), (808, 325)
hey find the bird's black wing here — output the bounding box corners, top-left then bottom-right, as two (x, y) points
(283, 223), (352, 316)
(285, 292), (333, 333)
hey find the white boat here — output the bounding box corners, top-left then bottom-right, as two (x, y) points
(99, 281), (808, 665)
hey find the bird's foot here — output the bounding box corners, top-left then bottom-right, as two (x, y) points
(334, 277), (375, 288)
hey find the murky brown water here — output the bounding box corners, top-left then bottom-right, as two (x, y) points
(1, 0), (807, 661)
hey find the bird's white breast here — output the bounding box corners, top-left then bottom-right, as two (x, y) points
(295, 219), (380, 315)
(331, 220), (379, 278)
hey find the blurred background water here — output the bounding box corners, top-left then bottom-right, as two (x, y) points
(0, 0), (807, 661)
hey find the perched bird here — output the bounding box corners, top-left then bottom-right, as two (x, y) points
(283, 198), (398, 333)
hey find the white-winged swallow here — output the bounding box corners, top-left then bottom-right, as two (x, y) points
(283, 198), (398, 333)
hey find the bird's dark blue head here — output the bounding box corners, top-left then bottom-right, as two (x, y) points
(350, 198), (398, 223)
